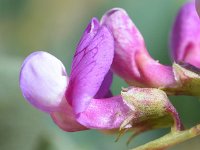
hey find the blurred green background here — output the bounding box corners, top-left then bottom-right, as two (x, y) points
(0, 0), (200, 150)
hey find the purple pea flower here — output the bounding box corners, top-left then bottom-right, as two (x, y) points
(19, 17), (181, 134)
(19, 18), (132, 131)
(101, 2), (200, 96)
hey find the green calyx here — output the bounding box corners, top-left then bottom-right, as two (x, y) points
(121, 88), (168, 121)
(162, 63), (200, 96)
(117, 87), (184, 149)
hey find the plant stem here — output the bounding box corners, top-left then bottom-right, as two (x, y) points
(132, 124), (200, 150)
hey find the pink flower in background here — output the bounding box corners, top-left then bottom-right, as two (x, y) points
(171, 2), (200, 68)
(19, 18), (132, 131)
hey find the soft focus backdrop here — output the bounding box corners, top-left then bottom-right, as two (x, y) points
(0, 0), (200, 150)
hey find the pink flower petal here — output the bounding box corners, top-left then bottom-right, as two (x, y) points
(19, 51), (68, 112)
(77, 96), (131, 129)
(101, 8), (175, 88)
(101, 8), (147, 81)
(94, 70), (113, 99)
(67, 18), (114, 114)
(134, 53), (176, 88)
(50, 99), (87, 132)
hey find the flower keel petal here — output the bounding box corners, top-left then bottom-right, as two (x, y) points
(19, 51), (68, 112)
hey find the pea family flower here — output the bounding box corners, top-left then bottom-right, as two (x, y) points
(20, 18), (131, 131)
(101, 2), (200, 96)
(19, 17), (181, 138)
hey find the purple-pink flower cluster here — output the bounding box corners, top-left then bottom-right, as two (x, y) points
(19, 1), (200, 144)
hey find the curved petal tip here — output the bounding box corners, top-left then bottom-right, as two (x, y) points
(50, 102), (87, 132)
(19, 51), (68, 112)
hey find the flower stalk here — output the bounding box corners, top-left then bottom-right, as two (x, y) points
(132, 124), (200, 150)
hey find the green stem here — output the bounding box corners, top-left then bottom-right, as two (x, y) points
(132, 124), (200, 150)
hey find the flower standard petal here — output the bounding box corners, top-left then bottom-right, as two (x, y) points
(171, 2), (200, 68)
(101, 8), (147, 82)
(19, 51), (68, 112)
(67, 18), (114, 114)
